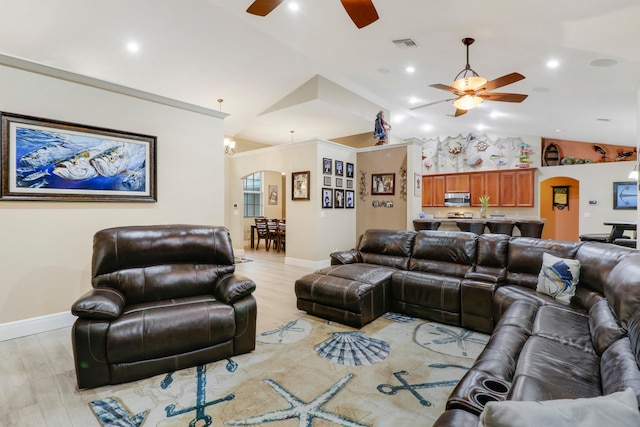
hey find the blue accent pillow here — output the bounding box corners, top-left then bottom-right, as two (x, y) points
(536, 252), (581, 304)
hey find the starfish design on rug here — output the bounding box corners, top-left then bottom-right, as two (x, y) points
(259, 319), (307, 342)
(226, 373), (369, 427)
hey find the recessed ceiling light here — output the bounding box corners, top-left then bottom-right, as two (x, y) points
(555, 129), (563, 133)
(546, 59), (559, 69)
(126, 41), (140, 53)
(406, 66), (415, 74)
(409, 97), (419, 105)
(590, 58), (617, 67)
(288, 2), (299, 11)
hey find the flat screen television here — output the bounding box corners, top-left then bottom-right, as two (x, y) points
(613, 181), (637, 210)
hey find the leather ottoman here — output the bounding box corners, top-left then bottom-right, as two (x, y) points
(295, 263), (395, 328)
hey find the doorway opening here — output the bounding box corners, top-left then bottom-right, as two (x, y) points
(540, 177), (580, 241)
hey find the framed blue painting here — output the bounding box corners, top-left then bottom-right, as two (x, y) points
(1, 112), (157, 202)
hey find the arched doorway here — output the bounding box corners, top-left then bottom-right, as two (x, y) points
(540, 177), (580, 241)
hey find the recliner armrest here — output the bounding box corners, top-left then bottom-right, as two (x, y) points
(464, 272), (505, 284)
(71, 288), (125, 320)
(216, 274), (256, 304)
(330, 250), (362, 265)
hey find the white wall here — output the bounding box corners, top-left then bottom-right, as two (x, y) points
(0, 58), (225, 329)
(225, 140), (357, 266)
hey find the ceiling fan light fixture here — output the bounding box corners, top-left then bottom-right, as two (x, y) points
(453, 95), (483, 110)
(451, 76), (487, 92)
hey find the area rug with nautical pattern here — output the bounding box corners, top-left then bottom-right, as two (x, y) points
(88, 313), (489, 427)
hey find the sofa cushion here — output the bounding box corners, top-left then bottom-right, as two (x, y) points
(589, 298), (626, 356)
(506, 238), (581, 290)
(600, 337), (640, 397)
(409, 230), (477, 277)
(511, 336), (601, 400)
(465, 234), (510, 283)
(532, 305), (593, 354)
(478, 388), (640, 427)
(357, 229), (416, 270)
(576, 242), (637, 294)
(536, 253), (581, 304)
(108, 296), (236, 363)
(604, 253), (640, 328)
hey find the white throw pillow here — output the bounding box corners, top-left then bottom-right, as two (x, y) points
(536, 252), (580, 304)
(478, 388), (640, 427)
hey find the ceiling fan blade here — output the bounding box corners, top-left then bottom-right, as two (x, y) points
(479, 92), (528, 103)
(430, 83), (465, 96)
(410, 98), (456, 111)
(340, 0), (379, 28)
(454, 109), (468, 117)
(246, 0), (284, 16)
(477, 72), (525, 93)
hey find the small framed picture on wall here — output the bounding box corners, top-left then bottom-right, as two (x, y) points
(335, 160), (344, 176)
(345, 190), (355, 208)
(346, 162), (354, 178)
(322, 188), (333, 208)
(323, 158), (332, 175)
(334, 189), (345, 208)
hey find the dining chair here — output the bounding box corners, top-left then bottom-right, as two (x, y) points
(254, 217), (270, 250)
(276, 221), (286, 253)
(267, 219), (279, 251)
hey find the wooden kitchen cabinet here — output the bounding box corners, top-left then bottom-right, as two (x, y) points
(445, 174), (470, 193)
(423, 169), (534, 208)
(470, 171), (500, 206)
(500, 169), (534, 207)
(421, 175), (445, 207)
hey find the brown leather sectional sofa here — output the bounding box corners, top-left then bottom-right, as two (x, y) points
(294, 229), (640, 424)
(71, 225), (257, 389)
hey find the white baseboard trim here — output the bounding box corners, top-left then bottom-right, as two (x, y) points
(0, 311), (75, 342)
(285, 257), (330, 270)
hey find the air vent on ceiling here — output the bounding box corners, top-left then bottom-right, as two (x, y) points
(392, 38), (419, 49)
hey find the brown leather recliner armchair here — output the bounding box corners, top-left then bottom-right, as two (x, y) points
(71, 224), (257, 389)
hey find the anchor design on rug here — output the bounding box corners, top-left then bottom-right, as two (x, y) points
(226, 373), (369, 427)
(377, 364), (470, 407)
(165, 364), (235, 427)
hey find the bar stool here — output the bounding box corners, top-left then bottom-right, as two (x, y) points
(413, 220), (442, 231)
(456, 221), (486, 235)
(486, 221), (515, 236)
(515, 220), (545, 238)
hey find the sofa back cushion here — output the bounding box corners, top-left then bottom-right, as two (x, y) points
(605, 253), (640, 329)
(466, 234), (511, 282)
(506, 238), (581, 290)
(576, 242), (636, 294)
(358, 229), (416, 269)
(92, 225), (235, 304)
(409, 231), (477, 277)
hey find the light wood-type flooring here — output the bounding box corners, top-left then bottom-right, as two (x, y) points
(0, 248), (312, 426)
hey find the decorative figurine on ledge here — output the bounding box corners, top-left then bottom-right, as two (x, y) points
(374, 110), (391, 146)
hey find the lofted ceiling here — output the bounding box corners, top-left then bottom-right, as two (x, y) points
(0, 1), (639, 147)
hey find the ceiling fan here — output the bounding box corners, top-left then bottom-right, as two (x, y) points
(411, 38), (528, 117)
(246, 0), (379, 29)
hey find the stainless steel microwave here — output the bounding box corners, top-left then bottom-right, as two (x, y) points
(444, 192), (471, 207)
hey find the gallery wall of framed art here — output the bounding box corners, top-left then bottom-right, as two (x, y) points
(322, 157), (355, 209)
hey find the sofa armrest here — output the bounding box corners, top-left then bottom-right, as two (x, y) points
(464, 271), (505, 284)
(215, 274), (256, 304)
(71, 288), (125, 320)
(330, 250), (362, 265)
